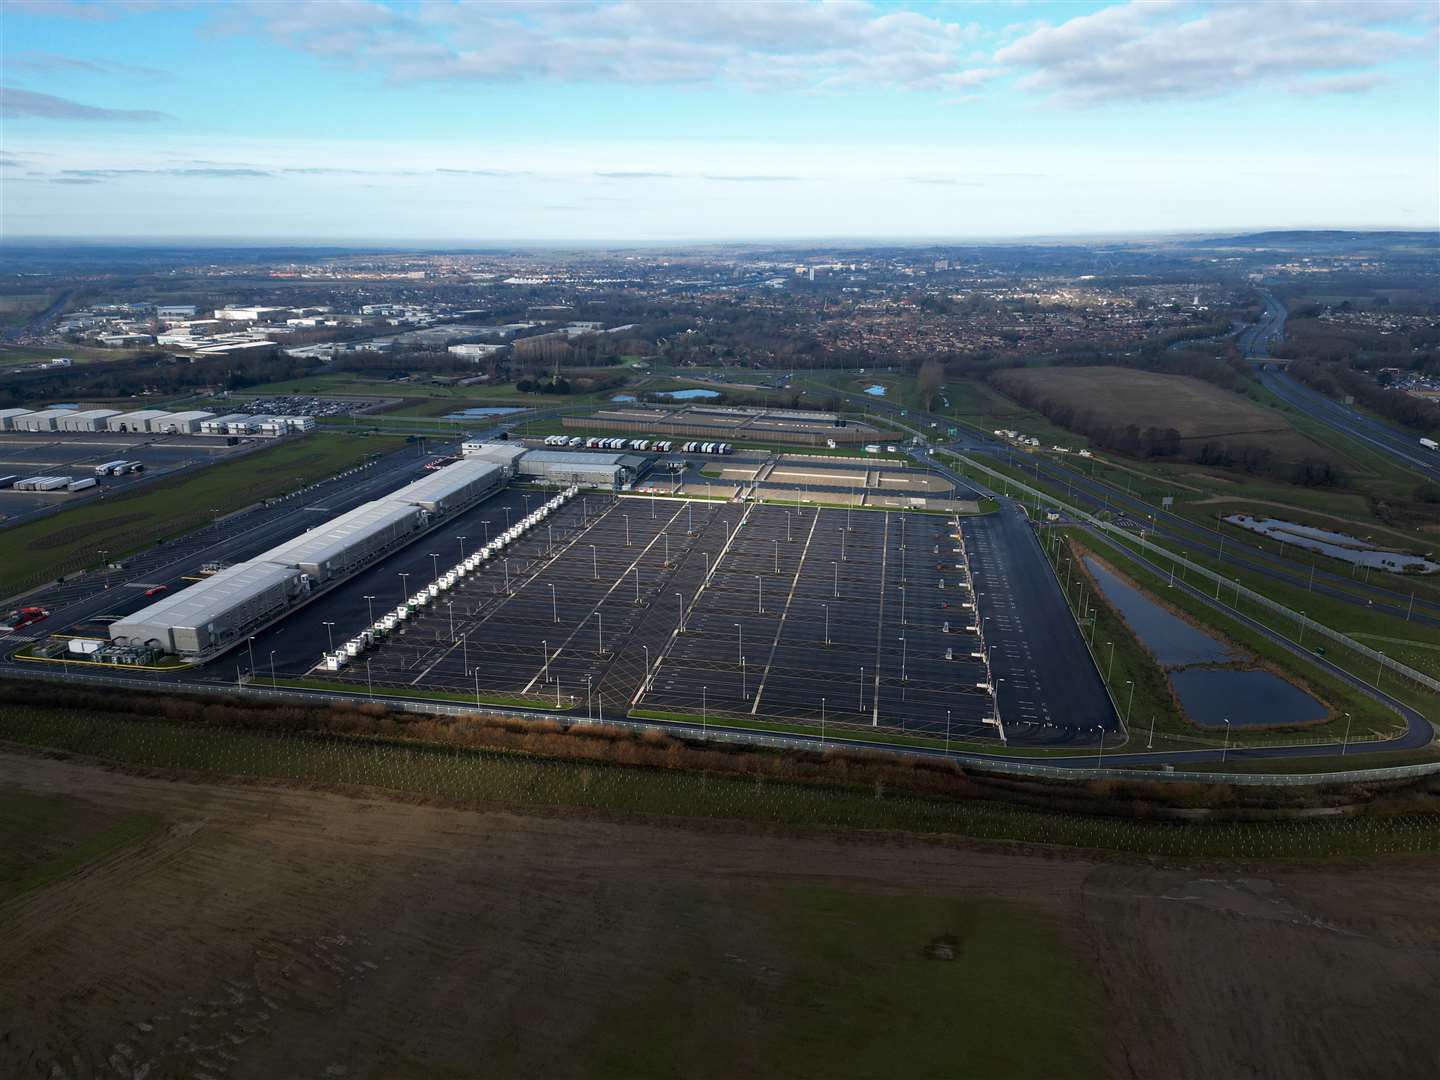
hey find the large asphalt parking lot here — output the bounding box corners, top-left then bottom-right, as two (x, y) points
(219, 482), (1108, 745)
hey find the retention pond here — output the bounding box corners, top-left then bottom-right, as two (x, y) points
(1083, 556), (1326, 728)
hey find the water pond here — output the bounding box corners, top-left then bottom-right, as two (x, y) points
(1169, 668), (1327, 729)
(864, 385), (888, 397)
(655, 388), (720, 400)
(1083, 556), (1327, 728)
(610, 394), (637, 402)
(1083, 559), (1230, 666)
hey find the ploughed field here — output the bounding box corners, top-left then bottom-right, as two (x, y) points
(2, 751), (1437, 1080)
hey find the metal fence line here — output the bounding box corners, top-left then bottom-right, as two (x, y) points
(12, 664), (1440, 788)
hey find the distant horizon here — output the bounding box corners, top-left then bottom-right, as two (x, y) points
(4, 224), (1437, 254)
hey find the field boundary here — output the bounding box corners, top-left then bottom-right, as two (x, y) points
(9, 664), (1440, 787)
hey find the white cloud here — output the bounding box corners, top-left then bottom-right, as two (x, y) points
(216, 0), (984, 91)
(994, 0), (1434, 103)
(0, 87), (171, 122)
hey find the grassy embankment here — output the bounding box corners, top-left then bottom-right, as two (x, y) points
(0, 432), (408, 595)
(0, 343), (150, 369)
(2, 699), (1439, 857)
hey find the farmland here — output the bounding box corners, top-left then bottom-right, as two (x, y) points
(991, 366), (1333, 466)
(1, 732), (1439, 1079)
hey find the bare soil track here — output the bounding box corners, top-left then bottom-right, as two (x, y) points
(1, 751), (1438, 1080)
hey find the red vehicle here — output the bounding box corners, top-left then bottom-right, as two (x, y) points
(0, 606), (49, 632)
(144, 585), (168, 597)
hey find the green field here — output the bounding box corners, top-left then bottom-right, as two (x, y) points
(0, 790), (159, 903)
(807, 371), (1080, 446)
(0, 432), (408, 594)
(237, 370), (627, 412)
(0, 343), (149, 369)
(574, 888), (1099, 1080)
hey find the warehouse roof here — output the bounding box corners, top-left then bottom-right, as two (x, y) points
(461, 441), (528, 467)
(20, 408), (79, 421)
(111, 561), (300, 634)
(261, 501), (420, 569)
(61, 409), (122, 423)
(379, 458), (501, 509)
(519, 450), (629, 467)
(111, 409), (172, 422)
(156, 410), (215, 423)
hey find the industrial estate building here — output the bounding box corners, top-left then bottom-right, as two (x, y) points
(561, 403), (892, 446)
(460, 441), (645, 488)
(109, 459), (505, 659)
(0, 405), (314, 438)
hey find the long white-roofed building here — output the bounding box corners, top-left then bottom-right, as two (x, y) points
(108, 459), (505, 659)
(109, 561), (306, 656)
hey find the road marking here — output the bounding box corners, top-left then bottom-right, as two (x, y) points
(748, 505), (821, 714)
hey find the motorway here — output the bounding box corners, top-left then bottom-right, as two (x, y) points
(823, 362), (1440, 630)
(1002, 448), (1440, 628)
(1244, 288), (1440, 485)
(1259, 367), (1440, 485)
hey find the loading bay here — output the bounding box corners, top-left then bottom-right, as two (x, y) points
(227, 489), (1112, 747)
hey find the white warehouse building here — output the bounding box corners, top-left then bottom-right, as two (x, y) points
(200, 413), (255, 435)
(106, 410), (173, 433)
(152, 410), (214, 434)
(108, 561), (307, 656)
(109, 458), (505, 659)
(12, 409), (77, 432)
(0, 408), (34, 431)
(56, 409), (123, 432)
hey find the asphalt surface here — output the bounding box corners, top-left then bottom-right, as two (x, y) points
(1244, 288), (1440, 484)
(963, 504), (1115, 741)
(0, 431), (255, 528)
(0, 441), (443, 646)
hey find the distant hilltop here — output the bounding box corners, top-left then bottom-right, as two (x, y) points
(1181, 229), (1439, 248)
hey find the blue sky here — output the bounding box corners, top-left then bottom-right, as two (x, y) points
(2, 0), (1437, 242)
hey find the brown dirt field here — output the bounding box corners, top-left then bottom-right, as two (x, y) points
(2, 752), (1438, 1080)
(998, 367), (1332, 464)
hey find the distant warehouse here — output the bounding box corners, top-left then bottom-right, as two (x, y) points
(151, 411), (214, 434)
(106, 410), (173, 433)
(12, 409), (77, 433)
(200, 413), (255, 435)
(460, 441), (643, 489)
(109, 459), (504, 659)
(56, 409), (122, 432)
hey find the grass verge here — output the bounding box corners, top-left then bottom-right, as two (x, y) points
(3, 705), (1439, 857)
(0, 432), (408, 594)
